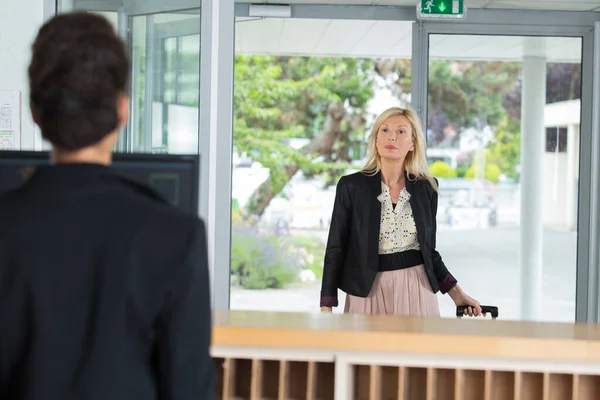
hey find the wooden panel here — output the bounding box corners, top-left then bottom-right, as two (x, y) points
(278, 360), (289, 400)
(398, 367), (407, 400)
(405, 368), (427, 400)
(520, 372), (543, 400)
(222, 358), (237, 400)
(354, 365), (371, 400)
(463, 370), (485, 400)
(426, 368), (435, 400)
(547, 373), (572, 400)
(214, 358), (225, 399)
(250, 359), (262, 400)
(484, 370), (492, 400)
(370, 365), (382, 400)
(260, 360), (280, 400)
(306, 361), (317, 400)
(577, 375), (600, 400)
(434, 369), (454, 400)
(491, 371), (514, 400)
(455, 369), (463, 400)
(288, 361), (309, 400)
(514, 372), (522, 400)
(233, 359), (252, 399)
(315, 362), (335, 400)
(381, 367), (399, 400)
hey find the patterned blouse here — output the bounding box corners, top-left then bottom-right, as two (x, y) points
(377, 182), (420, 255)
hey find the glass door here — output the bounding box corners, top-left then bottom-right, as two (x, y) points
(414, 23), (594, 323)
(62, 0), (202, 155)
(229, 13), (416, 313)
(126, 10), (200, 154)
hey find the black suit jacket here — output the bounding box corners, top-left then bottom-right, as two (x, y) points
(320, 171), (457, 307)
(0, 163), (214, 400)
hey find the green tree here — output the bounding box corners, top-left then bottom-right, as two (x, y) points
(234, 55), (374, 216)
(486, 114), (521, 179)
(429, 161), (457, 178)
(373, 59), (521, 142)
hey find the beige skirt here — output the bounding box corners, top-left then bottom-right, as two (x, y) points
(344, 264), (440, 317)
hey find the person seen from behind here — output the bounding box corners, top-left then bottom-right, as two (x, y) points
(0, 12), (214, 400)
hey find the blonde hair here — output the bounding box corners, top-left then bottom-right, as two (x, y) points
(361, 107), (438, 191)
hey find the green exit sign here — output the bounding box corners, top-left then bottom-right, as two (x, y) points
(417, 0), (466, 20)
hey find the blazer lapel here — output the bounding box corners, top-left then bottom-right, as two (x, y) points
(367, 171), (382, 269)
(406, 174), (427, 246)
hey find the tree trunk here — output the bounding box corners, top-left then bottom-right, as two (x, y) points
(246, 102), (346, 217)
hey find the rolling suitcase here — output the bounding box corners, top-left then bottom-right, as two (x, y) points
(456, 305), (499, 320)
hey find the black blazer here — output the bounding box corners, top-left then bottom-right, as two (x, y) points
(0, 164), (214, 400)
(320, 171), (457, 306)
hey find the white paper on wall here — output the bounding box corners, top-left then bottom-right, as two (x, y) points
(0, 91), (21, 150)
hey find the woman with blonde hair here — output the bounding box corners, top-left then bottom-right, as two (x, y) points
(320, 107), (481, 317)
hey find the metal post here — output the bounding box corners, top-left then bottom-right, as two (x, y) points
(565, 123), (577, 231)
(143, 15), (155, 153)
(116, 5), (129, 153)
(586, 21), (600, 323)
(411, 21), (428, 127)
(200, 0), (235, 309)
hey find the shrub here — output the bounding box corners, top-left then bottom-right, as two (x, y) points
(230, 216), (301, 289)
(465, 163), (502, 183)
(429, 161), (457, 178)
(455, 165), (468, 178)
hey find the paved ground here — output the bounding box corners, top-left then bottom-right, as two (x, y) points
(230, 226), (577, 323)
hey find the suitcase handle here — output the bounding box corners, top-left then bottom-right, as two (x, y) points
(456, 305), (499, 319)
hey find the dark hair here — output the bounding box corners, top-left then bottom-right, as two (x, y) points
(28, 12), (129, 150)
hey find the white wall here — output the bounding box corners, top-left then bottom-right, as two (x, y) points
(543, 100), (581, 232)
(543, 153), (569, 228)
(0, 0), (51, 150)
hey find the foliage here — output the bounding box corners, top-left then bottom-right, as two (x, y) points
(426, 61), (521, 145)
(230, 215), (299, 289)
(287, 235), (326, 279)
(233, 54), (582, 215)
(374, 59), (521, 142)
(455, 165), (468, 178)
(486, 114), (521, 179)
(429, 161), (457, 178)
(465, 163), (502, 183)
(234, 55), (374, 215)
(230, 211), (325, 289)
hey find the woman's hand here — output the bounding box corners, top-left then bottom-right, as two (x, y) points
(321, 306), (333, 313)
(448, 285), (483, 317)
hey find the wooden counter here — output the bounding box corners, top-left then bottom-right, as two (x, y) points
(211, 310), (600, 400)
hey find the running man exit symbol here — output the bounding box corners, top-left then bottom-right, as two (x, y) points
(418, 0), (465, 18)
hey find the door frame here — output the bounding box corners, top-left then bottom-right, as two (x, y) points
(229, 3), (600, 320)
(411, 18), (597, 323)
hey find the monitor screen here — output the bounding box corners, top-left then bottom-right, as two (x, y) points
(0, 151), (200, 215)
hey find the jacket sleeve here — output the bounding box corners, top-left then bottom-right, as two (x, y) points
(320, 176), (352, 307)
(430, 181), (458, 294)
(156, 219), (215, 400)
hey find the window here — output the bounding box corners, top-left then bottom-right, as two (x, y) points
(546, 127), (568, 152)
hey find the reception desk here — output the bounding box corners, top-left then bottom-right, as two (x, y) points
(211, 310), (600, 400)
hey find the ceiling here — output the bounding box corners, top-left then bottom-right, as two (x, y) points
(235, 0), (600, 12)
(235, 18), (583, 62)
